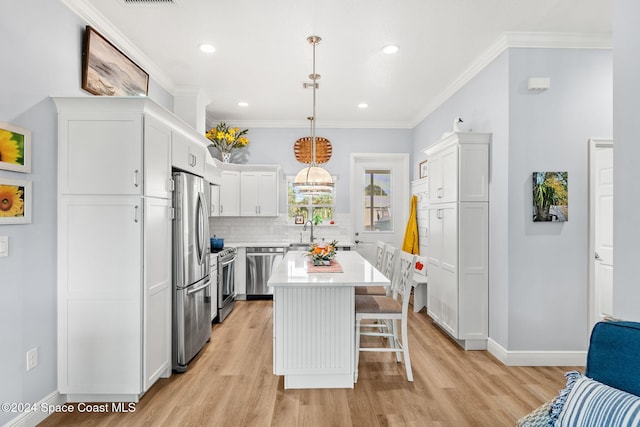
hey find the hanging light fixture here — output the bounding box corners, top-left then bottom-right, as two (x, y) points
(293, 35), (334, 195)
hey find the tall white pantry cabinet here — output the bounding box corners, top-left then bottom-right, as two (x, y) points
(424, 132), (490, 350)
(54, 97), (207, 402)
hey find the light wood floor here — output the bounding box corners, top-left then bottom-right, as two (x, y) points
(40, 300), (579, 426)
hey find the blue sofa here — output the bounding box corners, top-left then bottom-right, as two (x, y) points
(517, 320), (640, 426)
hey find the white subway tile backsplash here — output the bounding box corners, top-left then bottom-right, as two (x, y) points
(209, 213), (353, 244)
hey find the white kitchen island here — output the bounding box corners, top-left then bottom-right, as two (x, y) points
(268, 250), (389, 389)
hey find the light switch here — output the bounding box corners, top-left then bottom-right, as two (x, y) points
(0, 236), (8, 257)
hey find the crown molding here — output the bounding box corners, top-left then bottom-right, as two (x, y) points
(213, 119), (414, 129)
(409, 31), (612, 127)
(60, 0), (176, 94)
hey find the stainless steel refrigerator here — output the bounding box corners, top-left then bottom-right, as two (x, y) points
(172, 170), (211, 372)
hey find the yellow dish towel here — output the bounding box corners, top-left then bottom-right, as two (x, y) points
(402, 195), (419, 254)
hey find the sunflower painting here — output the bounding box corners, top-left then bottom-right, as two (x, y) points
(0, 179), (31, 224)
(0, 121), (31, 173)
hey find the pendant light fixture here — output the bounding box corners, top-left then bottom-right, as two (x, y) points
(292, 35), (334, 195)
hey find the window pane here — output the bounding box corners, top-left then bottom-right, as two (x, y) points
(312, 207), (333, 222)
(289, 206), (309, 220)
(286, 177), (335, 222)
(312, 193), (334, 205)
(364, 170), (392, 231)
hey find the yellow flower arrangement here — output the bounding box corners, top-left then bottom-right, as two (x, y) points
(307, 240), (338, 265)
(205, 122), (249, 155)
(0, 184), (24, 217)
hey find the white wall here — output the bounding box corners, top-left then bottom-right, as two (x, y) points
(411, 47), (612, 353)
(0, 2), (173, 425)
(507, 48), (612, 350)
(613, 0), (640, 321)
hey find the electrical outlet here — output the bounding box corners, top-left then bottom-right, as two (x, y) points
(26, 347), (38, 371)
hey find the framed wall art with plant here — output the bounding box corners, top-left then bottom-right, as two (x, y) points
(0, 121), (31, 173)
(532, 171), (568, 222)
(0, 178), (31, 224)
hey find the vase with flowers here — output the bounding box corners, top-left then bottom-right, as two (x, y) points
(306, 240), (338, 266)
(205, 122), (249, 163)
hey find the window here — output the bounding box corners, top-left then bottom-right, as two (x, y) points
(364, 170), (392, 231)
(287, 176), (335, 224)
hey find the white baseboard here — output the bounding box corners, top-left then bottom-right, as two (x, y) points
(3, 391), (66, 427)
(487, 338), (587, 367)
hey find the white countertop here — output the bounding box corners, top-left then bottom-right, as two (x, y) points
(267, 251), (389, 287)
(224, 241), (355, 248)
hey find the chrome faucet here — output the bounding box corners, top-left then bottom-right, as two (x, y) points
(303, 220), (315, 243)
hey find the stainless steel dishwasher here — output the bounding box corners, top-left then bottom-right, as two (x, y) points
(246, 246), (286, 299)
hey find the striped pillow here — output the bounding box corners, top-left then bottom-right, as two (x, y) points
(557, 376), (640, 426)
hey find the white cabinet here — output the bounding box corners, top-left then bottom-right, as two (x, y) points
(54, 97), (197, 401)
(58, 112), (144, 195)
(240, 171), (278, 216)
(216, 164), (280, 217)
(427, 133), (489, 204)
(219, 170), (240, 216)
(210, 184), (221, 217)
(171, 131), (206, 177)
(424, 132), (489, 350)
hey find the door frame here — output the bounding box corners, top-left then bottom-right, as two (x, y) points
(588, 137), (613, 331)
(349, 153), (410, 257)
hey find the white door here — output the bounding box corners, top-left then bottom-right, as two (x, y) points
(589, 139), (613, 329)
(350, 153), (410, 263)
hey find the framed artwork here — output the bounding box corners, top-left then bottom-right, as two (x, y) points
(0, 178), (31, 224)
(532, 171), (568, 222)
(419, 160), (428, 178)
(294, 214), (305, 225)
(82, 26), (149, 96)
(0, 121), (31, 173)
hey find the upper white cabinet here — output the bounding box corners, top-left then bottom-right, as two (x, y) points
(423, 132), (490, 350)
(240, 170), (278, 216)
(58, 112), (145, 195)
(171, 130), (206, 177)
(427, 132), (489, 204)
(215, 162), (280, 217)
(219, 170), (240, 216)
(144, 116), (173, 199)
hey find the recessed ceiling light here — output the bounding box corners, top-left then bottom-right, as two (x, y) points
(358, 103), (368, 109)
(199, 43), (215, 53)
(238, 101), (249, 107)
(382, 45), (399, 54)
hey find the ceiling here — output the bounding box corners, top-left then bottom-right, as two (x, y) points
(70, 0), (611, 128)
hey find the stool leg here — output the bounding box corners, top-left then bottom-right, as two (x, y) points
(392, 319), (401, 362)
(402, 316), (413, 382)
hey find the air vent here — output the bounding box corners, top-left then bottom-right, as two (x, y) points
(124, 0), (183, 5)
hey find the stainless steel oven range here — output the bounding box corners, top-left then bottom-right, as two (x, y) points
(215, 247), (237, 322)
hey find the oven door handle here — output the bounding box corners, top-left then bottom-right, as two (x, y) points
(187, 279), (211, 295)
(220, 255), (237, 266)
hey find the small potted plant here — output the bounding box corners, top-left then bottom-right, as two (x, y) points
(307, 240), (338, 266)
(205, 122), (249, 163)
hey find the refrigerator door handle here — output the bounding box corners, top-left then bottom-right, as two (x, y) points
(186, 278), (211, 295)
(195, 191), (207, 266)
